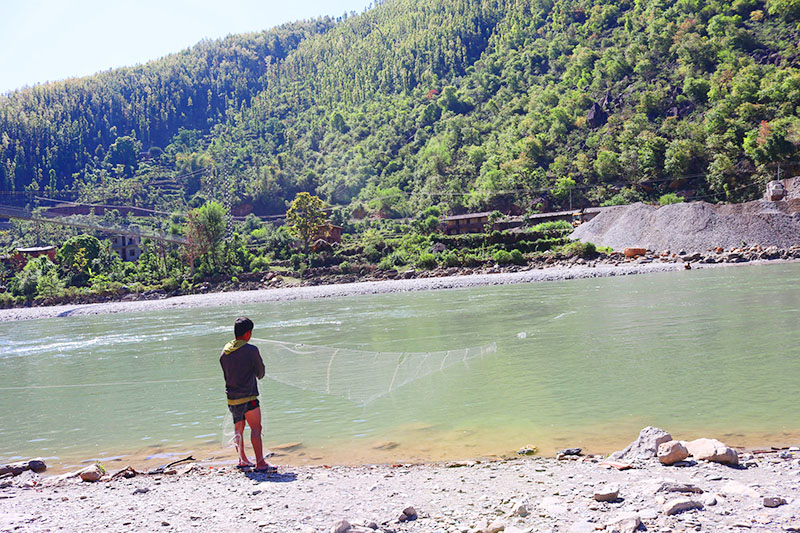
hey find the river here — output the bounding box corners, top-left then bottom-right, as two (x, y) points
(1, 262), (799, 469)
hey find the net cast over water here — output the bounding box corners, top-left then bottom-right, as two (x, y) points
(220, 338), (498, 447)
(253, 338), (498, 406)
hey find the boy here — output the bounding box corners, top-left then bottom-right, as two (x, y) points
(220, 317), (275, 472)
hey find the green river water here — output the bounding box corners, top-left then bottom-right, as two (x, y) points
(1, 262), (799, 469)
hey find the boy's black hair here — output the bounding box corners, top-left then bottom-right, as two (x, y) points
(234, 317), (254, 338)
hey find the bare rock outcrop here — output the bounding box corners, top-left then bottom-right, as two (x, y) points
(609, 426), (672, 461)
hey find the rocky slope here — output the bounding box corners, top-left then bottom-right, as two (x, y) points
(572, 199), (800, 253)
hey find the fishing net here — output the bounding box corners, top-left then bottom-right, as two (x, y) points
(253, 338), (497, 406)
(219, 338), (496, 447)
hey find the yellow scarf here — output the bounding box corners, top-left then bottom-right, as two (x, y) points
(222, 339), (247, 354)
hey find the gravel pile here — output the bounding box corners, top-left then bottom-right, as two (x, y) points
(572, 199), (800, 252)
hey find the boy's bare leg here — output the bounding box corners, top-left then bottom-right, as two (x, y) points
(244, 407), (268, 468)
(233, 420), (251, 466)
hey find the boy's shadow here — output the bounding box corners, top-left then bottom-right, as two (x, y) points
(244, 470), (297, 483)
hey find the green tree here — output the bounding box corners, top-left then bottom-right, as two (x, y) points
(552, 176), (577, 205)
(183, 201), (227, 276)
(286, 192), (327, 252)
(104, 135), (142, 177)
(57, 235), (102, 286)
(9, 256), (62, 299)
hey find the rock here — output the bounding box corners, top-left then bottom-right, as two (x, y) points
(594, 485), (620, 502)
(484, 520), (505, 533)
(511, 502), (528, 517)
(568, 521), (596, 533)
(599, 461), (633, 470)
(557, 448), (582, 457)
(609, 426), (672, 461)
(517, 445), (537, 455)
(639, 508), (658, 520)
(539, 496), (568, 515)
(663, 498), (704, 516)
(79, 464), (104, 482)
(722, 481), (760, 498)
(604, 512), (641, 533)
(763, 497), (787, 508)
(587, 102), (607, 128)
(399, 506), (417, 522)
(331, 520), (351, 533)
(658, 440), (689, 465)
(133, 487), (150, 495)
(701, 494), (717, 506)
(656, 482), (703, 494)
(0, 459), (47, 477)
(623, 248), (647, 258)
(685, 438), (739, 465)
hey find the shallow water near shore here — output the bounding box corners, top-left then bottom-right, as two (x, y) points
(2, 262), (800, 470)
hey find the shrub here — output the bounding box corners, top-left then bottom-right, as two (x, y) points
(250, 255), (270, 272)
(510, 249), (526, 265)
(162, 277), (180, 291)
(493, 250), (513, 264)
(462, 253), (482, 267)
(385, 250), (408, 267)
(658, 193), (684, 205)
(363, 244), (383, 262)
(440, 251), (461, 267)
(530, 220), (573, 233)
(10, 256), (62, 298)
(562, 241), (597, 258)
(338, 261), (351, 274)
(290, 253), (306, 270)
(416, 253), (438, 270)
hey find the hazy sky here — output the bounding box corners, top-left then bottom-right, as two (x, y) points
(0, 0), (372, 94)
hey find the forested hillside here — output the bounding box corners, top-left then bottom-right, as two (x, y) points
(3, 0), (800, 216)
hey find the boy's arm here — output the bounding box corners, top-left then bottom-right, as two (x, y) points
(254, 348), (266, 380)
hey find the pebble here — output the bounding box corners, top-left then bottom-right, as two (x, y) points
(763, 496), (787, 508)
(331, 519), (351, 533)
(484, 520), (505, 533)
(511, 503), (528, 517)
(593, 485), (619, 502)
(663, 498), (704, 516)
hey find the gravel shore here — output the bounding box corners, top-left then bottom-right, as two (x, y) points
(2, 444), (798, 532)
(0, 262), (693, 322)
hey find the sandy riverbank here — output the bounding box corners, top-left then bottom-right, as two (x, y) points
(0, 260), (745, 322)
(2, 440), (798, 533)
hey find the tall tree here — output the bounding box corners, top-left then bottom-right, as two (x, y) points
(286, 192), (327, 252)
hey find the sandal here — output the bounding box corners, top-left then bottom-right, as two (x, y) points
(253, 465), (278, 473)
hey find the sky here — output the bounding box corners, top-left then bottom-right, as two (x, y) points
(0, 0), (372, 94)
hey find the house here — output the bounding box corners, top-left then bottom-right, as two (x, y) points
(441, 212), (494, 235)
(7, 246), (58, 270)
(110, 235), (142, 262)
(314, 223), (343, 244)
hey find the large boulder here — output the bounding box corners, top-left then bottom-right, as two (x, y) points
(658, 440), (689, 465)
(609, 427), (672, 461)
(685, 438), (739, 466)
